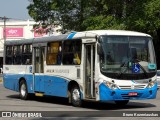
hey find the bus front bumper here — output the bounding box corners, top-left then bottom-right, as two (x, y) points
(99, 83), (158, 101)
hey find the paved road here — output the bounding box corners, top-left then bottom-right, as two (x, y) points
(0, 82), (159, 119)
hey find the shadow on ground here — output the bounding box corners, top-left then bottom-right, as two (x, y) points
(7, 94), (156, 111)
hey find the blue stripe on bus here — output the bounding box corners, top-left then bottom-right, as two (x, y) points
(67, 32), (77, 39)
(3, 74), (34, 93)
(3, 74), (71, 97)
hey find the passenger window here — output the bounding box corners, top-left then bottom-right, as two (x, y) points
(6, 46), (13, 64)
(62, 40), (81, 65)
(22, 44), (32, 65)
(46, 42), (62, 65)
(13, 45), (22, 65)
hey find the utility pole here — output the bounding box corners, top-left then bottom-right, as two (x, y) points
(0, 16), (9, 69)
(3, 16), (6, 41)
(0, 16), (8, 41)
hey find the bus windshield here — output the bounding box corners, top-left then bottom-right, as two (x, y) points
(100, 36), (156, 79)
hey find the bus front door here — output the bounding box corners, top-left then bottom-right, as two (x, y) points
(33, 47), (45, 93)
(85, 44), (95, 99)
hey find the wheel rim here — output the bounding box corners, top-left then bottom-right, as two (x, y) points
(21, 84), (26, 97)
(72, 89), (80, 101)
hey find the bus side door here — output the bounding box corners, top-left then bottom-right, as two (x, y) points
(33, 45), (45, 92)
(84, 43), (95, 99)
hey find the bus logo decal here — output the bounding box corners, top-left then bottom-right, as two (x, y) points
(29, 66), (32, 73)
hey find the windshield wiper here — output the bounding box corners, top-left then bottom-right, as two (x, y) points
(117, 59), (130, 78)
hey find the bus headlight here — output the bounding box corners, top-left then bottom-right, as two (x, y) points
(103, 81), (118, 90)
(147, 80), (157, 88)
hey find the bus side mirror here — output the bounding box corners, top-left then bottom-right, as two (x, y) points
(97, 43), (103, 55)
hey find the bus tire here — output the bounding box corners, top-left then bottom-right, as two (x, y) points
(71, 86), (82, 107)
(19, 80), (29, 100)
(115, 100), (129, 106)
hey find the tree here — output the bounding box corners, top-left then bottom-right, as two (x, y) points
(144, 0), (160, 68)
(82, 0), (126, 30)
(82, 15), (126, 30)
(144, 0), (160, 38)
(27, 0), (160, 33)
(27, 0), (56, 26)
(27, 0), (160, 68)
(27, 0), (91, 31)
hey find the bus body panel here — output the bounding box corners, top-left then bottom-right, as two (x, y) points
(3, 64), (82, 97)
(3, 65), (34, 92)
(3, 73), (19, 91)
(3, 73), (73, 98)
(3, 73), (34, 93)
(34, 74), (45, 92)
(99, 83), (157, 101)
(43, 75), (69, 97)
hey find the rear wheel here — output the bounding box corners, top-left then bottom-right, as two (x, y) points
(19, 80), (29, 100)
(71, 86), (82, 107)
(115, 100), (129, 106)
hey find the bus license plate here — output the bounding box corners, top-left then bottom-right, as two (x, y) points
(128, 92), (138, 96)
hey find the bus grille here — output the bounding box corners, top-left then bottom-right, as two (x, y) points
(121, 93), (143, 99)
(118, 84), (146, 90)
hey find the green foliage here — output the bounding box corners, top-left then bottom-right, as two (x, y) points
(27, 0), (160, 68)
(27, 0), (55, 23)
(144, 0), (160, 31)
(27, 0), (160, 32)
(83, 15), (126, 30)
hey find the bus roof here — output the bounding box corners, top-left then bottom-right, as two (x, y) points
(5, 30), (151, 45)
(83, 30), (151, 37)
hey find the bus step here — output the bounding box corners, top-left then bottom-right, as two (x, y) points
(84, 97), (96, 101)
(35, 93), (44, 97)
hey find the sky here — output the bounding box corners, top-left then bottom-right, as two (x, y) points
(0, 0), (31, 20)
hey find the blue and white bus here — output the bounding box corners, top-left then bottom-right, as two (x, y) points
(3, 30), (158, 107)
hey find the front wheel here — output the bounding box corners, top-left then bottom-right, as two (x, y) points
(71, 86), (82, 107)
(115, 100), (129, 106)
(19, 80), (29, 100)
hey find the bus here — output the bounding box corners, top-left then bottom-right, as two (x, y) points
(3, 30), (158, 107)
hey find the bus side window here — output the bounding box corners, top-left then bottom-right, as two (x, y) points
(63, 41), (73, 65)
(73, 40), (81, 65)
(6, 46), (13, 65)
(46, 42), (62, 65)
(22, 44), (32, 65)
(62, 40), (81, 65)
(13, 45), (22, 65)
